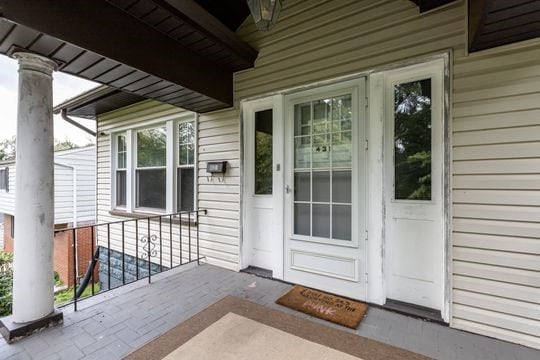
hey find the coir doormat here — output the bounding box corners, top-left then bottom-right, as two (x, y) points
(276, 286), (368, 329)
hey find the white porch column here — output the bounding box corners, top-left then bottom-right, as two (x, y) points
(12, 52), (58, 323)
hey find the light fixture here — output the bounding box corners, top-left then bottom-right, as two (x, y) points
(247, 0), (282, 32)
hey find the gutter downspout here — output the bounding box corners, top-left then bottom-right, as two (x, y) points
(60, 109), (96, 137)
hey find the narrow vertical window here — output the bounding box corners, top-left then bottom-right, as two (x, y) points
(116, 135), (127, 207)
(178, 121), (195, 212)
(254, 109), (273, 195)
(136, 127), (167, 209)
(394, 79), (432, 200)
(0, 167), (8, 192)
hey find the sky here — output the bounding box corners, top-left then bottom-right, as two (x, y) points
(0, 55), (98, 145)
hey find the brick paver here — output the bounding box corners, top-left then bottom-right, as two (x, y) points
(1, 264), (538, 360)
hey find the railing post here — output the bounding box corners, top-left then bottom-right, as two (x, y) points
(148, 218), (151, 284)
(135, 219), (139, 280)
(196, 210), (200, 265)
(159, 216), (163, 272)
(90, 225), (95, 296)
(169, 215), (173, 268)
(179, 213), (183, 266)
(72, 228), (77, 311)
(107, 223), (111, 290)
(188, 212), (192, 263)
(122, 221), (125, 285)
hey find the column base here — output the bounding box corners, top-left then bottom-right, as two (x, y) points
(0, 309), (63, 343)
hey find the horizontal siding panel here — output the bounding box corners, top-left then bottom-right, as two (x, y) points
(453, 159), (540, 174)
(453, 142), (540, 160)
(453, 75), (540, 103)
(453, 304), (540, 338)
(453, 93), (540, 118)
(453, 289), (540, 320)
(453, 232), (540, 254)
(454, 247), (540, 271)
(453, 275), (539, 304)
(453, 109), (540, 132)
(453, 190), (540, 206)
(453, 126), (540, 147)
(453, 174), (540, 190)
(454, 261), (539, 287)
(453, 204), (540, 222)
(453, 218), (540, 238)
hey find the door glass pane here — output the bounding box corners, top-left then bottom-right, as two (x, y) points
(332, 171), (351, 204)
(137, 127), (166, 167)
(136, 169), (166, 209)
(254, 109), (273, 195)
(394, 79), (432, 200)
(179, 121), (195, 166)
(313, 204), (330, 238)
(294, 172), (310, 202)
(293, 93), (354, 241)
(312, 171), (330, 202)
(332, 205), (351, 240)
(177, 167), (194, 211)
(294, 203), (310, 236)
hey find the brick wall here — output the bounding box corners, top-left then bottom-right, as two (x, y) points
(3, 215), (13, 253)
(4, 218), (98, 287)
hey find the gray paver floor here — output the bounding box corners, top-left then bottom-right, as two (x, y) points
(0, 264), (538, 360)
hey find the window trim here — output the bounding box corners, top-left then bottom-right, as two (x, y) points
(0, 167), (9, 192)
(110, 114), (198, 215)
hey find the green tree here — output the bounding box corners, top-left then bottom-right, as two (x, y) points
(54, 138), (80, 151)
(394, 79), (432, 200)
(0, 136), (16, 161)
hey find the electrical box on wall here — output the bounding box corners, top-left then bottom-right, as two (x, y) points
(206, 161), (227, 182)
(206, 161), (227, 174)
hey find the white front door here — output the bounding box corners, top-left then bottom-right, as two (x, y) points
(384, 61), (445, 311)
(283, 79), (367, 300)
(242, 96), (284, 278)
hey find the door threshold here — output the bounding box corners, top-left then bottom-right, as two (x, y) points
(241, 266), (273, 279)
(382, 299), (446, 324)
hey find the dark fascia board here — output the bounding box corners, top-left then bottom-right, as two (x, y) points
(0, 0), (234, 106)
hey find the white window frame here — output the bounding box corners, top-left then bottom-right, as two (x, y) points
(110, 113), (198, 215)
(176, 118), (197, 213)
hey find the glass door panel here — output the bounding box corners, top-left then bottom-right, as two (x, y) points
(293, 94), (353, 241)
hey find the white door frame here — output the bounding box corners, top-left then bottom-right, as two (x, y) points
(240, 95), (284, 279)
(366, 56), (451, 322)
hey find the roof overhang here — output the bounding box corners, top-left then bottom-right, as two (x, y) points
(410, 0), (458, 13)
(0, 0), (257, 113)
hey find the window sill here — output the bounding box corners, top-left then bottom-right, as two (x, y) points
(109, 210), (197, 226)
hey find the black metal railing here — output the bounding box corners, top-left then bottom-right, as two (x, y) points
(54, 209), (206, 311)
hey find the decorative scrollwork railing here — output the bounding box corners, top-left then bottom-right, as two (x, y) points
(140, 234), (158, 260)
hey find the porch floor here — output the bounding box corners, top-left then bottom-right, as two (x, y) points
(1, 264), (537, 360)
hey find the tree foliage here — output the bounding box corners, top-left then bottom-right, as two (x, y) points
(0, 137), (16, 161)
(394, 79), (432, 200)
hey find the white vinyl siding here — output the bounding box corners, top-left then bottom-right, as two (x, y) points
(0, 146), (96, 225)
(96, 101), (239, 270)
(232, 0), (539, 348)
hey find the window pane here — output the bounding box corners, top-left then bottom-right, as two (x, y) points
(179, 121), (195, 166)
(177, 168), (194, 212)
(116, 170), (126, 207)
(332, 205), (351, 240)
(312, 133), (330, 168)
(312, 204), (330, 238)
(294, 136), (310, 169)
(394, 79), (432, 200)
(136, 169), (166, 209)
(294, 103), (311, 136)
(332, 171), (351, 204)
(137, 127), (166, 167)
(294, 203), (310, 236)
(294, 172), (310, 202)
(117, 135), (126, 169)
(332, 131), (352, 168)
(312, 171), (330, 203)
(254, 109), (273, 195)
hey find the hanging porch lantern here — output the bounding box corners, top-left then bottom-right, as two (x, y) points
(247, 0), (283, 31)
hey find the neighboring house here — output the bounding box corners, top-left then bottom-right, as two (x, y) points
(3, 0), (539, 350)
(0, 146), (96, 286)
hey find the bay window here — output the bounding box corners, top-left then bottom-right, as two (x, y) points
(112, 115), (197, 214)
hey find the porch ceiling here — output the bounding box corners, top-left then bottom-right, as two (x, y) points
(0, 0), (256, 113)
(410, 0), (458, 13)
(469, 0), (540, 52)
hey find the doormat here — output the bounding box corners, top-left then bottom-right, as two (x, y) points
(276, 286), (368, 329)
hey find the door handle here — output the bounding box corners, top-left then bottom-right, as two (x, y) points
(285, 185), (291, 194)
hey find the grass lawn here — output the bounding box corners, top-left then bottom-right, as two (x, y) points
(55, 282), (101, 305)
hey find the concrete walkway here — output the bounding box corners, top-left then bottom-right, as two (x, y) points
(0, 264), (538, 360)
